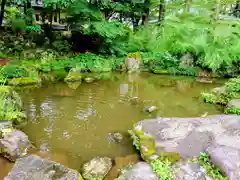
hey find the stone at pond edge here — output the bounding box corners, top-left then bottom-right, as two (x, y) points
(64, 71), (82, 82)
(0, 121), (13, 138)
(0, 130), (30, 162)
(81, 156), (112, 179)
(116, 162), (159, 180)
(4, 155), (82, 180)
(206, 145), (240, 179)
(84, 77), (94, 83)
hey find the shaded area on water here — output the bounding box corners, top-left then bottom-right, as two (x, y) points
(13, 73), (223, 171)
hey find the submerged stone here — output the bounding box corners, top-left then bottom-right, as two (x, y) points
(105, 154), (140, 180)
(4, 155), (82, 180)
(81, 156), (112, 179)
(144, 106), (158, 113)
(8, 77), (40, 86)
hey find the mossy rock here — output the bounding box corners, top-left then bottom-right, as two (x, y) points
(152, 69), (169, 74)
(64, 72), (82, 82)
(158, 152), (181, 164)
(8, 77), (40, 86)
(129, 128), (157, 162)
(52, 70), (68, 81)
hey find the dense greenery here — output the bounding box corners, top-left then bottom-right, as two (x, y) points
(201, 77), (240, 114)
(0, 0), (239, 76)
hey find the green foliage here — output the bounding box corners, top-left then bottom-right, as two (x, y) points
(11, 19), (26, 33)
(26, 25), (41, 32)
(224, 107), (240, 115)
(0, 65), (28, 79)
(202, 77), (240, 108)
(82, 175), (103, 180)
(198, 152), (228, 180)
(150, 158), (174, 180)
(52, 40), (71, 53)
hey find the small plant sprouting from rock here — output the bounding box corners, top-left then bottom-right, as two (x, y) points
(224, 107), (240, 115)
(150, 158), (174, 180)
(198, 152), (228, 180)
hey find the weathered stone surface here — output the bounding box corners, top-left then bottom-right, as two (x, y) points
(0, 130), (30, 161)
(206, 145), (240, 179)
(227, 99), (240, 108)
(134, 115), (240, 180)
(4, 155), (82, 180)
(173, 161), (213, 180)
(117, 162), (159, 180)
(82, 156), (112, 179)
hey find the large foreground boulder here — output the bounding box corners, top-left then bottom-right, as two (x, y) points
(4, 155), (82, 180)
(132, 115), (240, 180)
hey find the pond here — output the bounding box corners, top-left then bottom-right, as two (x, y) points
(1, 73), (225, 176)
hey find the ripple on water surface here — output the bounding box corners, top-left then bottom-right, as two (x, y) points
(19, 73), (223, 169)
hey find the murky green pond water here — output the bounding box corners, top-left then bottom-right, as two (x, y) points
(16, 73), (223, 170)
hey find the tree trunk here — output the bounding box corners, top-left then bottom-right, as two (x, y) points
(158, 0), (165, 22)
(142, 0), (150, 25)
(0, 0), (7, 26)
(233, 1), (240, 17)
(184, 0), (191, 13)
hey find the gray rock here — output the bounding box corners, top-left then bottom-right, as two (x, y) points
(117, 162), (159, 180)
(0, 121), (13, 138)
(173, 161), (211, 180)
(144, 106), (158, 113)
(227, 99), (240, 108)
(211, 86), (226, 94)
(0, 130), (30, 161)
(180, 53), (194, 67)
(133, 115), (240, 179)
(82, 156), (112, 179)
(125, 58), (140, 71)
(206, 145), (240, 179)
(4, 155), (81, 180)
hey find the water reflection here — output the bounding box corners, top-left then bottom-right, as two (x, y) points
(20, 73), (223, 168)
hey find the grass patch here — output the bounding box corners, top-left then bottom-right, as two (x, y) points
(198, 152), (228, 180)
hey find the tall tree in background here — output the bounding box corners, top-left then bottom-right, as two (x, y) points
(158, 0), (164, 22)
(0, 0), (7, 26)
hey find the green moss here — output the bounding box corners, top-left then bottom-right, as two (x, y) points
(224, 107), (240, 115)
(52, 70), (68, 81)
(159, 152), (181, 164)
(8, 77), (40, 86)
(129, 128), (157, 162)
